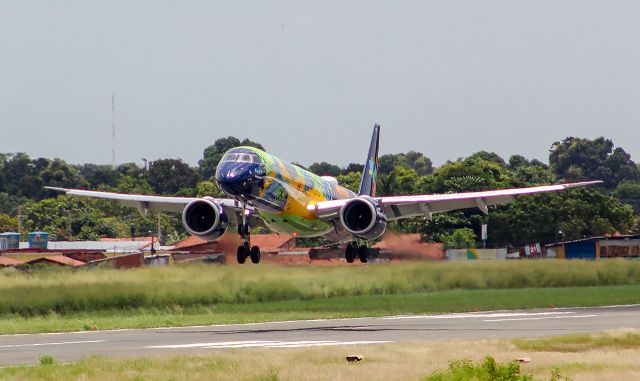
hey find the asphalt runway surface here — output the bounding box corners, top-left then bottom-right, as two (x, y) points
(2, 304), (640, 367)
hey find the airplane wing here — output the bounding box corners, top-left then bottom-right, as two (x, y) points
(45, 187), (255, 226)
(308, 181), (603, 221)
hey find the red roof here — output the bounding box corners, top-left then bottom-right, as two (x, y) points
(174, 234), (295, 252)
(23, 255), (85, 267)
(251, 234), (295, 251)
(0, 256), (23, 267)
(173, 235), (209, 250)
(373, 233), (443, 259)
(100, 237), (151, 242)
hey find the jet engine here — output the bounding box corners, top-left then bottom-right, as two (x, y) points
(182, 197), (229, 241)
(339, 196), (387, 240)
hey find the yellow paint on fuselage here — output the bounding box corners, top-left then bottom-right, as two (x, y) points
(238, 146), (355, 237)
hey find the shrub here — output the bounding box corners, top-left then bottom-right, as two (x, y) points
(425, 356), (544, 381)
(39, 355), (55, 365)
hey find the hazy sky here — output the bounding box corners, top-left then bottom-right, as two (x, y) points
(1, 1), (639, 168)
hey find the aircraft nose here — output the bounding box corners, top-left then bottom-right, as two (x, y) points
(215, 162), (264, 197)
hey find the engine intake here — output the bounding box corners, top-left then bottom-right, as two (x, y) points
(182, 197), (229, 241)
(339, 196), (387, 240)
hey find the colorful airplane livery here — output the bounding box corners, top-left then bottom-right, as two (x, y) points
(49, 124), (600, 264)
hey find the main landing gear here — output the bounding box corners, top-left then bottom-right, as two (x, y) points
(344, 241), (369, 264)
(236, 208), (261, 264)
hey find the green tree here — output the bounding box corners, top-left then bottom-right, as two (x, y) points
(377, 166), (419, 196)
(398, 151), (434, 176)
(78, 164), (119, 189)
(1, 153), (45, 199)
(0, 213), (18, 232)
(429, 158), (513, 193)
(308, 162), (342, 176)
(343, 163), (364, 175)
(396, 211), (482, 244)
(23, 196), (118, 240)
(549, 137), (639, 189)
(196, 180), (226, 198)
(0, 153), (7, 193)
(147, 159), (199, 195)
(467, 151), (506, 166)
(508, 154), (529, 169)
(507, 155), (556, 186)
(488, 188), (635, 246)
(614, 181), (640, 214)
(114, 175), (154, 195)
(377, 154), (398, 176)
(441, 227), (476, 249)
(39, 158), (88, 190)
(378, 152), (434, 177)
(0, 193), (30, 215)
(117, 162), (145, 180)
(336, 172), (361, 193)
(1, 154), (87, 199)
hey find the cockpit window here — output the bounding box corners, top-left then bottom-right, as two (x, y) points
(220, 151), (261, 164)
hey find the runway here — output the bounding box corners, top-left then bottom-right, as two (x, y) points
(2, 304), (640, 366)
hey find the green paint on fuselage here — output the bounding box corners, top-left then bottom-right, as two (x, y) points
(230, 146), (356, 237)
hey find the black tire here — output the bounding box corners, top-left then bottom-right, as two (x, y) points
(358, 245), (369, 263)
(250, 246), (261, 264)
(345, 243), (356, 263)
(236, 245), (247, 264)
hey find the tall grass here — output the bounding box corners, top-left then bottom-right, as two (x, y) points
(1, 260), (640, 317)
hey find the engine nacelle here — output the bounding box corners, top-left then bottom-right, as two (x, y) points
(339, 196), (388, 240)
(182, 197), (229, 241)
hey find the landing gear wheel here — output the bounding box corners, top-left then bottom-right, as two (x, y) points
(236, 245), (248, 264)
(250, 246), (261, 264)
(345, 243), (356, 263)
(358, 245), (369, 263)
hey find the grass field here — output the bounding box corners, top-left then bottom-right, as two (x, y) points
(1, 331), (639, 380)
(2, 260), (640, 334)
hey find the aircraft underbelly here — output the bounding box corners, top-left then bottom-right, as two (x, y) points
(258, 210), (333, 237)
(247, 167), (353, 238)
(252, 179), (335, 237)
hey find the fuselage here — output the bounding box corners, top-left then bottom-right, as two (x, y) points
(215, 146), (356, 237)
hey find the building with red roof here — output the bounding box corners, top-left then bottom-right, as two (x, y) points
(172, 234), (295, 254)
(0, 256), (23, 267)
(373, 233), (443, 259)
(19, 255), (85, 268)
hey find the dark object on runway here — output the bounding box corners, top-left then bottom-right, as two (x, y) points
(346, 355), (363, 362)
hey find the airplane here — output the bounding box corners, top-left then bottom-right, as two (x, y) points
(48, 124), (601, 264)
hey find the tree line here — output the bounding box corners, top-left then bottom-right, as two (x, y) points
(1, 136), (639, 248)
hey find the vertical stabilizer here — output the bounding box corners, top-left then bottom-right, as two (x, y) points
(358, 124), (380, 196)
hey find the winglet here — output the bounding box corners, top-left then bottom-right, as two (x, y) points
(358, 124), (380, 197)
(561, 180), (603, 189)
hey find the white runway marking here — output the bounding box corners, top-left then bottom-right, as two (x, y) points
(382, 311), (574, 320)
(146, 340), (393, 350)
(0, 340), (104, 349)
(484, 314), (599, 322)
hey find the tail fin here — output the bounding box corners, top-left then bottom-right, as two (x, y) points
(358, 124), (380, 196)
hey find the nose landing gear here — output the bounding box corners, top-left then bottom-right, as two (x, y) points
(236, 207), (261, 264)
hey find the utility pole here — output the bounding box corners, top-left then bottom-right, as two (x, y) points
(112, 94), (116, 166)
(17, 206), (22, 238)
(157, 213), (162, 245)
(67, 210), (72, 241)
(149, 230), (156, 255)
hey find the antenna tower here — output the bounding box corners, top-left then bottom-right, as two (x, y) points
(112, 94), (116, 166)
